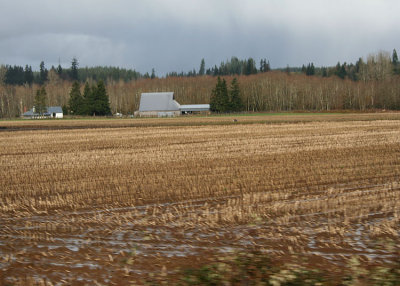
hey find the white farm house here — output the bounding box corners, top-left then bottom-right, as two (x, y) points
(23, 106), (64, 119)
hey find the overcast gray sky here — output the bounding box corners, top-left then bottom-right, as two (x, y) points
(0, 0), (399, 75)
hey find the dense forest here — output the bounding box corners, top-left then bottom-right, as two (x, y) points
(0, 50), (399, 118)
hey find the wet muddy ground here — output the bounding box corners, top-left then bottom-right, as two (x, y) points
(1, 182), (399, 284)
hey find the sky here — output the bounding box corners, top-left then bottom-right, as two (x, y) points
(0, 0), (399, 75)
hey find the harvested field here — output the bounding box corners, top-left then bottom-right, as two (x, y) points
(0, 113), (400, 284)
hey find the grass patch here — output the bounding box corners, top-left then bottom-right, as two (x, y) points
(144, 251), (400, 285)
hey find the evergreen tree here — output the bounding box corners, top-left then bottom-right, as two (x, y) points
(70, 58), (79, 81)
(335, 62), (347, 79)
(210, 77), (230, 112)
(199, 58), (205, 75)
(68, 81), (83, 115)
(230, 57), (241, 75)
(219, 79), (229, 112)
(39, 61), (48, 84)
(151, 68), (156, 79)
(220, 62), (228, 75)
(340, 63), (347, 79)
(346, 63), (358, 81)
(259, 59), (270, 73)
(306, 63), (315, 76)
(392, 49), (399, 74)
(62, 104), (68, 115)
(5, 65), (25, 85)
(34, 86), (47, 115)
(244, 58), (257, 75)
(93, 80), (111, 116)
(210, 77), (221, 112)
(56, 64), (63, 77)
(392, 49), (398, 65)
(260, 59), (265, 72)
(24, 65), (34, 85)
(82, 82), (93, 115)
(212, 65), (219, 76)
(229, 78), (244, 112)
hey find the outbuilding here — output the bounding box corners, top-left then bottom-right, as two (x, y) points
(180, 104), (210, 115)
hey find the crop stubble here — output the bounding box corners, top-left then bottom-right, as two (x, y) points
(0, 114), (399, 284)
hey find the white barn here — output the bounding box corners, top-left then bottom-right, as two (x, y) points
(136, 92), (181, 117)
(135, 92), (210, 117)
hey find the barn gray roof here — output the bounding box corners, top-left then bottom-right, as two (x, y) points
(138, 92), (180, 112)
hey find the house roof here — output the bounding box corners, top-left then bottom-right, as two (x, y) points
(23, 106), (63, 116)
(47, 106), (63, 113)
(138, 92), (180, 112)
(23, 110), (36, 116)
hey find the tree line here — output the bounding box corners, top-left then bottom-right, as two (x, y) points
(1, 50), (399, 85)
(168, 49), (400, 81)
(0, 50), (400, 118)
(0, 58), (143, 86)
(167, 57), (269, 78)
(299, 49), (400, 80)
(1, 68), (400, 118)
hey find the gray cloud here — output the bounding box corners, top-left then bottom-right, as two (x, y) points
(0, 0), (399, 75)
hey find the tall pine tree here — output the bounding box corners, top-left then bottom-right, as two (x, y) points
(210, 77), (230, 113)
(199, 58), (205, 76)
(82, 82), (93, 115)
(39, 61), (48, 85)
(70, 58), (79, 81)
(210, 77), (222, 112)
(244, 58), (257, 75)
(219, 79), (229, 112)
(24, 65), (34, 85)
(34, 86), (47, 115)
(306, 63), (315, 76)
(93, 80), (111, 116)
(56, 64), (63, 77)
(259, 59), (270, 73)
(68, 81), (83, 115)
(392, 49), (399, 75)
(229, 78), (244, 112)
(392, 49), (399, 65)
